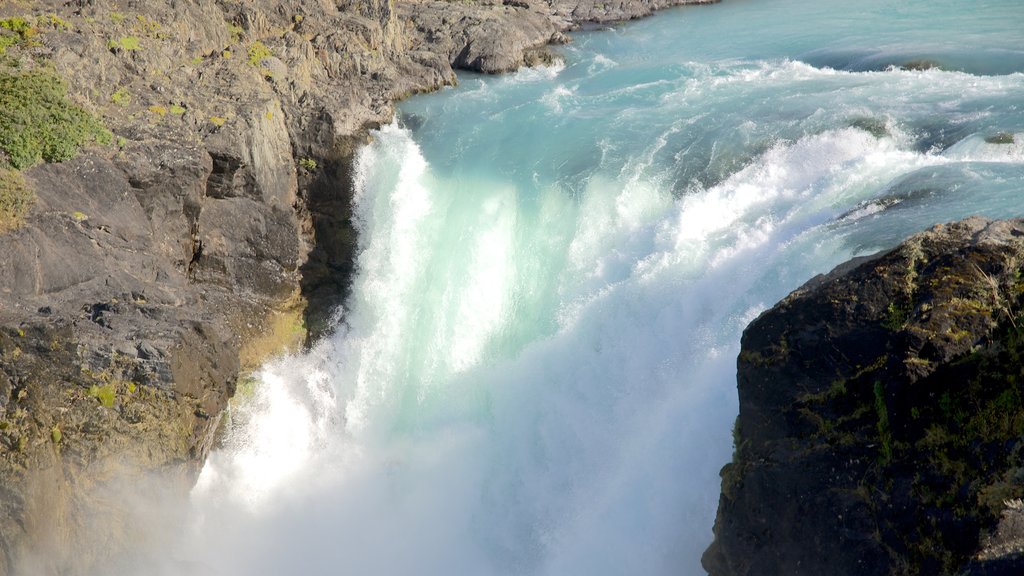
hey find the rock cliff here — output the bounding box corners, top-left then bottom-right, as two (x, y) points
(704, 217), (1024, 575)
(0, 0), (715, 573)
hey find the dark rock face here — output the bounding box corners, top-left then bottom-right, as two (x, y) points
(704, 217), (1024, 576)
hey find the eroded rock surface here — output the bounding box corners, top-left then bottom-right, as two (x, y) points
(704, 217), (1024, 576)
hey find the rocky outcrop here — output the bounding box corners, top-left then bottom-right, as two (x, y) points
(704, 217), (1024, 576)
(0, 0), (717, 573)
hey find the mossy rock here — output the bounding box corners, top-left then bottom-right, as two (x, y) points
(985, 132), (1015, 145)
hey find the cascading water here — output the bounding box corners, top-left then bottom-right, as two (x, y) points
(171, 0), (1024, 574)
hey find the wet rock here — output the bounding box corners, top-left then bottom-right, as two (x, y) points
(986, 133), (1016, 145)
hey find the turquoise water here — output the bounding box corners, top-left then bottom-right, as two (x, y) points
(180, 1), (1024, 575)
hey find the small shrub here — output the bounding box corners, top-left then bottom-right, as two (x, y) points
(147, 104), (167, 116)
(247, 41), (271, 66)
(0, 35), (16, 56)
(134, 15), (165, 38)
(108, 36), (140, 51)
(169, 104), (186, 115)
(0, 17), (34, 37)
(0, 70), (112, 169)
(298, 157), (317, 171)
(0, 168), (33, 232)
(110, 87), (130, 106)
(50, 425), (61, 444)
(226, 22), (244, 42)
(87, 384), (116, 407)
(0, 16), (38, 55)
(110, 12), (127, 24)
(41, 14), (71, 31)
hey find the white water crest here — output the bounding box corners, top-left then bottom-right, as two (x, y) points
(169, 0), (1024, 574)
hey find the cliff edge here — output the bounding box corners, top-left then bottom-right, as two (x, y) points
(704, 217), (1024, 575)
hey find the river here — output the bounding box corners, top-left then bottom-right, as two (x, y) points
(179, 1), (1024, 574)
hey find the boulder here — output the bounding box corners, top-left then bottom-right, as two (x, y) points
(704, 217), (1024, 575)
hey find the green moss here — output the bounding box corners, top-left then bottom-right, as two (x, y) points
(247, 41), (272, 66)
(0, 69), (112, 169)
(0, 168), (33, 232)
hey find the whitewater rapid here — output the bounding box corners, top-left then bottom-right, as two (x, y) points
(171, 1), (1024, 574)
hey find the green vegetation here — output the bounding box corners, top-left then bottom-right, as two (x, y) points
(133, 15), (166, 39)
(0, 35), (17, 57)
(227, 22), (244, 42)
(0, 16), (37, 55)
(247, 41), (272, 66)
(882, 300), (913, 331)
(209, 115), (226, 127)
(298, 157), (318, 171)
(0, 69), (112, 169)
(40, 14), (71, 31)
(169, 104), (186, 116)
(110, 87), (131, 106)
(108, 35), (140, 51)
(0, 168), (33, 232)
(0, 17), (34, 38)
(87, 383), (116, 408)
(148, 104), (167, 116)
(50, 425), (61, 444)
